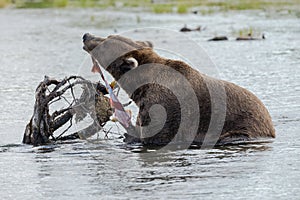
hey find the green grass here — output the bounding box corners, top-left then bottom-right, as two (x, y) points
(1, 0), (300, 13)
(15, 0), (68, 8)
(152, 4), (174, 13)
(0, 0), (10, 8)
(177, 4), (188, 14)
(53, 0), (68, 7)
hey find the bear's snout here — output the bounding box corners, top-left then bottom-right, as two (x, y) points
(82, 33), (94, 42)
(82, 33), (107, 52)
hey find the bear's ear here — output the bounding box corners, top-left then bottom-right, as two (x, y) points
(136, 41), (153, 48)
(124, 57), (138, 69)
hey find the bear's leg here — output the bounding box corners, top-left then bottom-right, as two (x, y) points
(123, 123), (142, 144)
(217, 130), (251, 146)
(123, 133), (141, 144)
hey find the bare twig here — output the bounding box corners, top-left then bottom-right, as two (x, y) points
(56, 116), (73, 140)
(104, 127), (113, 139)
(68, 79), (77, 104)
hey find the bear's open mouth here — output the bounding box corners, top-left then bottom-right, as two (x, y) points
(83, 45), (89, 52)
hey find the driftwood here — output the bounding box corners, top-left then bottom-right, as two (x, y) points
(180, 25), (202, 32)
(23, 76), (113, 146)
(208, 36), (228, 41)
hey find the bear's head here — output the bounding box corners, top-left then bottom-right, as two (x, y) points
(83, 33), (153, 80)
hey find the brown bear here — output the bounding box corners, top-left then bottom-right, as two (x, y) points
(83, 33), (275, 147)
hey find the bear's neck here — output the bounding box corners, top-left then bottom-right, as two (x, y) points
(128, 48), (165, 65)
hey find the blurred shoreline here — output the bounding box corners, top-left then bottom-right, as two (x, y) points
(1, 0), (300, 15)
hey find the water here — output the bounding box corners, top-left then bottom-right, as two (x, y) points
(0, 8), (299, 199)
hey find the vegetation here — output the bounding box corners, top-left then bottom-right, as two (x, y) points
(13, 0), (68, 8)
(152, 4), (174, 13)
(0, 0), (9, 8)
(232, 26), (264, 38)
(1, 0), (299, 14)
(238, 27), (254, 37)
(177, 4), (188, 14)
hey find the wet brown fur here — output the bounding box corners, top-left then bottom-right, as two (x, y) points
(83, 34), (275, 146)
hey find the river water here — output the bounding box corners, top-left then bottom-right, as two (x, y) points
(0, 8), (299, 200)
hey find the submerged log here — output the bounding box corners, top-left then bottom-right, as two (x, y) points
(23, 76), (112, 146)
(208, 36), (228, 41)
(180, 25), (202, 32)
(236, 33), (265, 41)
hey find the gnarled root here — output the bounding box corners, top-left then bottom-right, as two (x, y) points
(23, 76), (112, 146)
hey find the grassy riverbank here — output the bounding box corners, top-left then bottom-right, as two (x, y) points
(1, 0), (299, 14)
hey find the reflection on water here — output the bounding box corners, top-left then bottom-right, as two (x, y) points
(0, 140), (274, 199)
(0, 8), (299, 200)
